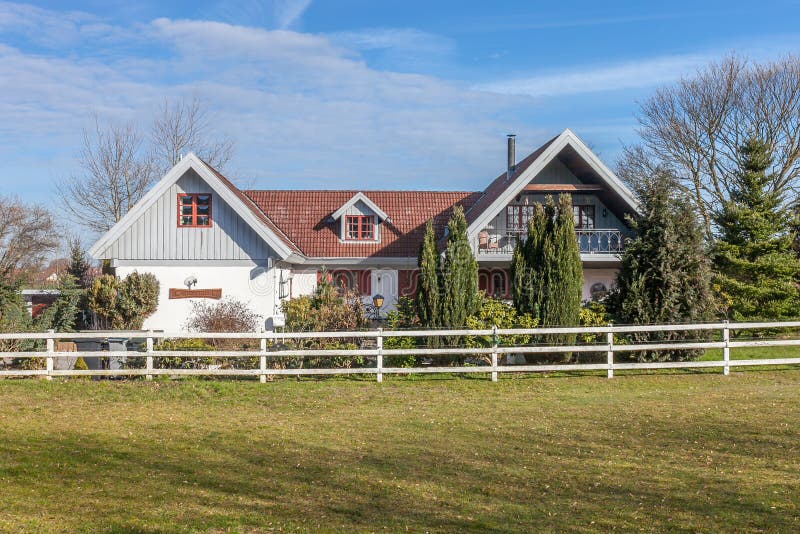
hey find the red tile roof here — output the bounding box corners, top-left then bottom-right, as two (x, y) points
(244, 190), (481, 258)
(202, 158), (302, 254)
(201, 136), (556, 259)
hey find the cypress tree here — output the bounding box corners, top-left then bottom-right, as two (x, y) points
(543, 194), (582, 328)
(608, 176), (714, 361)
(415, 220), (440, 328)
(712, 138), (800, 321)
(510, 198), (556, 322)
(439, 206), (479, 339)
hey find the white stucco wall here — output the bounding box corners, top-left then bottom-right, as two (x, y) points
(582, 268), (617, 301)
(116, 264), (283, 332)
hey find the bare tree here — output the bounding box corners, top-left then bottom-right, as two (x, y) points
(0, 196), (59, 284)
(59, 98), (235, 234)
(57, 118), (156, 233)
(151, 97), (234, 174)
(627, 54), (800, 238)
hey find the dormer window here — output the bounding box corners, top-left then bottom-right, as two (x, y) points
(346, 215), (375, 240)
(178, 193), (212, 227)
(331, 192), (389, 243)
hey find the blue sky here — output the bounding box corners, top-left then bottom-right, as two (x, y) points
(2, 0), (800, 207)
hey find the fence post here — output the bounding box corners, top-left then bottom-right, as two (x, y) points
(491, 325), (498, 382)
(723, 320), (730, 376)
(606, 324), (614, 379)
(376, 328), (383, 383)
(260, 328), (268, 384)
(145, 330), (154, 381)
(46, 329), (54, 380)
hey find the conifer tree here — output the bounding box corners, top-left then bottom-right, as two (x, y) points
(67, 237), (92, 289)
(439, 206), (479, 336)
(542, 194), (582, 328)
(415, 220), (440, 328)
(608, 175), (714, 361)
(713, 138), (800, 320)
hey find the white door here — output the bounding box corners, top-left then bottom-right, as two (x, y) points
(371, 269), (398, 311)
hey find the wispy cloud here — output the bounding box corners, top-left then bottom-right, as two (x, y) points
(0, 7), (544, 200)
(274, 0), (311, 29)
(329, 28), (454, 55)
(476, 54), (713, 97)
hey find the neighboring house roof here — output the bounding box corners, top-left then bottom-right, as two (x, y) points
(245, 190), (481, 258)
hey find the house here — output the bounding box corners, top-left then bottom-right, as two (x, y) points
(89, 129), (639, 332)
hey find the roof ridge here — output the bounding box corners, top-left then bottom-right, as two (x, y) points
(244, 189), (480, 194)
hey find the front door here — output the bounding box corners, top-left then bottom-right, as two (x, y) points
(371, 269), (398, 312)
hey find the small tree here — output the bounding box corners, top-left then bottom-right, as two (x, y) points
(415, 220), (440, 329)
(86, 272), (160, 329)
(439, 206), (479, 344)
(712, 138), (800, 321)
(608, 175), (715, 361)
(117, 272), (159, 329)
(66, 237), (93, 289)
(36, 274), (82, 333)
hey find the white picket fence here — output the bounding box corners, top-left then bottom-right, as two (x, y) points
(2, 320), (800, 381)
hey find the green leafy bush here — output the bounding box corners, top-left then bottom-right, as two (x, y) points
(73, 357), (88, 370)
(87, 272), (159, 329)
(465, 295), (538, 364)
(383, 297), (419, 367)
(153, 338), (215, 369)
(281, 275), (367, 369)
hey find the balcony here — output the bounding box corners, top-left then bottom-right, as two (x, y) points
(477, 228), (626, 255)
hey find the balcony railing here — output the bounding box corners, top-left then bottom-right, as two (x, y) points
(477, 228), (626, 255)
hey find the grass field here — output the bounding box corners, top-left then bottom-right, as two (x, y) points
(1, 370), (799, 532)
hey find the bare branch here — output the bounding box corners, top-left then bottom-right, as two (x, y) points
(0, 196), (59, 284)
(150, 96), (234, 174)
(632, 54), (800, 240)
(56, 117), (155, 233)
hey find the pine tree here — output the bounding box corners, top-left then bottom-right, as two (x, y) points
(712, 138), (800, 321)
(439, 206), (479, 342)
(608, 176), (714, 361)
(67, 237), (92, 289)
(415, 220), (440, 328)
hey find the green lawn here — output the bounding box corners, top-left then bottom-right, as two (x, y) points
(1, 371), (799, 532)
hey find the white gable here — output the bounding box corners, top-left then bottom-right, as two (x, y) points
(89, 154), (294, 260)
(330, 192), (390, 222)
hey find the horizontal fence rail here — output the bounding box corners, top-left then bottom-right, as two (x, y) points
(1, 321), (800, 381)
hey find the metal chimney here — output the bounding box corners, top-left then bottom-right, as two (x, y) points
(507, 134), (516, 179)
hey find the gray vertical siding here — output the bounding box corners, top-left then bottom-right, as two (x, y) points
(98, 169), (274, 260)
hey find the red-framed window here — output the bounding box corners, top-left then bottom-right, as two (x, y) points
(573, 205), (595, 229)
(506, 205), (535, 233)
(345, 215), (375, 240)
(177, 193), (212, 227)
